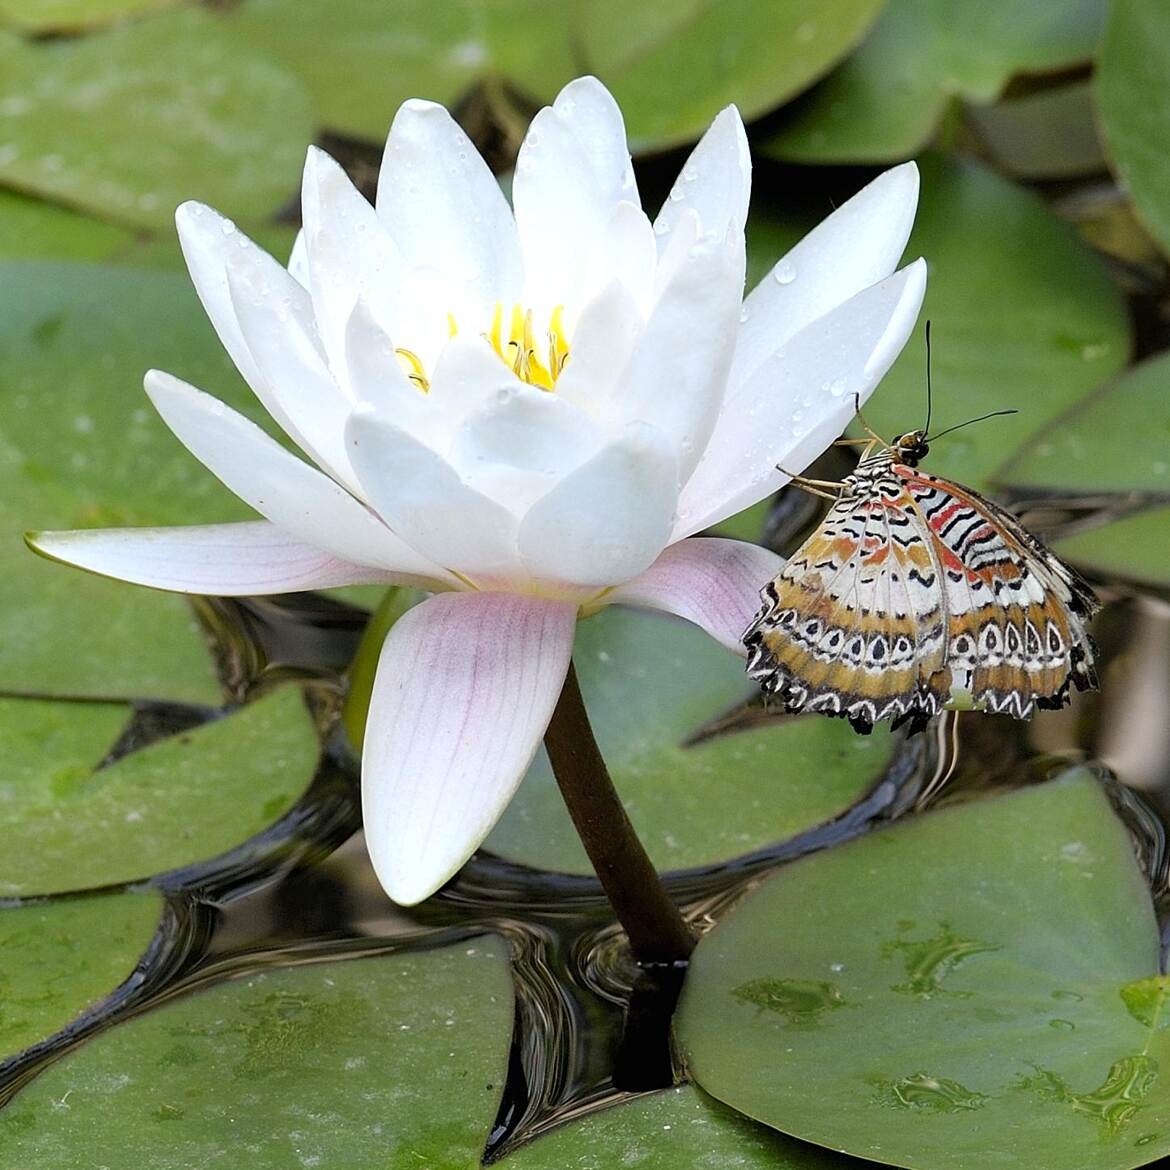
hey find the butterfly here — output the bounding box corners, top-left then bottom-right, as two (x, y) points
(743, 421), (1100, 735)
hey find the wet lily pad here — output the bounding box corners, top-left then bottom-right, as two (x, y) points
(1097, 0), (1170, 256)
(0, 261), (278, 700)
(0, 10), (311, 231)
(0, 191), (133, 262)
(0, 891), (162, 1061)
(764, 0), (1106, 162)
(0, 686), (318, 896)
(230, 0), (883, 150)
(501, 1085), (845, 1168)
(858, 155), (1128, 491)
(997, 351), (1170, 587)
(0, 939), (514, 1168)
(486, 605), (893, 875)
(677, 771), (1170, 1170)
(0, 0), (178, 33)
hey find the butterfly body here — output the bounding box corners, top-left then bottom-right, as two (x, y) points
(744, 432), (1100, 734)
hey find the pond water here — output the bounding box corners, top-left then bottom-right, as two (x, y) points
(0, 496), (1166, 1165)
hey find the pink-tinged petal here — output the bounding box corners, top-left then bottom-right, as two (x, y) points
(145, 370), (456, 585)
(517, 421), (678, 589)
(362, 591), (576, 905)
(345, 408), (523, 582)
(609, 226), (744, 480)
(176, 203), (347, 482)
(605, 537), (781, 655)
(733, 163), (919, 387)
(677, 259), (927, 539)
(27, 522), (420, 595)
(653, 105), (751, 245)
(377, 100), (521, 321)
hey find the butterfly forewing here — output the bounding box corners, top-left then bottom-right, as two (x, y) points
(745, 449), (1099, 733)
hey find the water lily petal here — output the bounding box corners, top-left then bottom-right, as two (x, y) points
(377, 99), (522, 323)
(653, 105), (751, 245)
(517, 421), (678, 588)
(287, 229), (309, 288)
(515, 79), (638, 316)
(27, 522), (413, 595)
(448, 382), (603, 512)
(733, 162), (920, 387)
(609, 226), (744, 480)
(301, 146), (405, 376)
(362, 590), (576, 905)
(145, 370), (454, 583)
(606, 537), (782, 655)
(554, 279), (644, 410)
(225, 260), (358, 492)
(346, 408), (523, 582)
(427, 334), (522, 424)
(676, 259), (928, 539)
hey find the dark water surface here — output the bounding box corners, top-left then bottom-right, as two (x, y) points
(0, 497), (1167, 1164)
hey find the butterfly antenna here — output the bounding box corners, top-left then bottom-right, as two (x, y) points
(928, 408), (1019, 442)
(923, 320), (934, 436)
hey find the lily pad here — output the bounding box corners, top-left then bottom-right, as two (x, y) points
(0, 891), (162, 1061)
(229, 0), (884, 151)
(0, 10), (311, 231)
(0, 939), (514, 1169)
(0, 191), (133, 262)
(764, 0), (1106, 162)
(1097, 0), (1170, 256)
(0, 261), (279, 700)
(677, 771), (1170, 1170)
(0, 0), (178, 33)
(501, 1085), (846, 1168)
(857, 155), (1129, 491)
(0, 686), (318, 896)
(486, 605), (893, 875)
(997, 351), (1170, 586)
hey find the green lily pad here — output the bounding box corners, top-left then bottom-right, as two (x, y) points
(486, 606), (893, 875)
(0, 10), (311, 231)
(858, 155), (1129, 491)
(0, 939), (514, 1168)
(500, 1085), (846, 1168)
(0, 0), (178, 33)
(0, 891), (162, 1061)
(0, 686), (318, 896)
(0, 191), (133, 262)
(0, 261), (282, 700)
(229, 0), (884, 151)
(764, 0), (1106, 162)
(997, 351), (1170, 587)
(1097, 0), (1170, 256)
(677, 771), (1170, 1170)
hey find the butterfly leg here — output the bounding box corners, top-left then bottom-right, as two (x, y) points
(776, 466), (843, 500)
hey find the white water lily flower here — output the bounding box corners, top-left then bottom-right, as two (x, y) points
(30, 77), (925, 906)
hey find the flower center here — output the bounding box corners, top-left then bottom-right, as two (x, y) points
(394, 303), (570, 393)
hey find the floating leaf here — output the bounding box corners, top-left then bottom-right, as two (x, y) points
(501, 1085), (845, 1168)
(677, 771), (1170, 1170)
(764, 0), (1107, 162)
(0, 0), (177, 34)
(997, 352), (1170, 586)
(487, 606), (893, 874)
(1097, 0), (1170, 256)
(229, 0), (884, 151)
(0, 10), (311, 230)
(0, 191), (132, 262)
(0, 891), (162, 1061)
(0, 939), (514, 1168)
(857, 155), (1128, 491)
(0, 687), (319, 896)
(0, 261), (279, 700)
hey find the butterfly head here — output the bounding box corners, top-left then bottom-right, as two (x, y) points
(890, 429), (930, 467)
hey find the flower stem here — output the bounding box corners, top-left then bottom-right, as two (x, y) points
(544, 661), (695, 965)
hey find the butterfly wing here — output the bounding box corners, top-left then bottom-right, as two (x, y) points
(897, 467), (1099, 719)
(745, 478), (951, 732)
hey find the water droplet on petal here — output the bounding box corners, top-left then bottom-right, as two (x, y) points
(828, 378), (847, 397)
(774, 261), (797, 285)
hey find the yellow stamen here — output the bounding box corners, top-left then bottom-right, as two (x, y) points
(394, 347), (430, 393)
